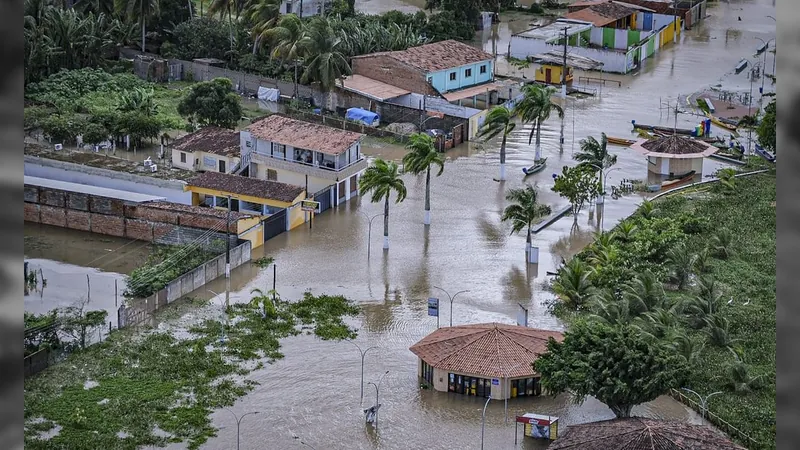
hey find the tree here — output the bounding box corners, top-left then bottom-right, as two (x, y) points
(501, 185), (551, 263)
(575, 133), (617, 198)
(516, 84), (563, 162)
(358, 159), (407, 250)
(756, 99), (776, 153)
(534, 320), (688, 418)
(424, 11), (475, 41)
(59, 298), (109, 350)
(478, 105), (515, 181)
(552, 257), (594, 310)
(402, 133), (445, 225)
(300, 17), (351, 93)
(247, 0), (281, 52)
(552, 164), (601, 223)
(115, 0), (161, 52)
(177, 77), (243, 129)
(263, 14), (306, 97)
(81, 122), (111, 146)
(169, 17), (233, 61)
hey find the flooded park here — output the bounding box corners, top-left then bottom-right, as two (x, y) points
(23, 0), (775, 448)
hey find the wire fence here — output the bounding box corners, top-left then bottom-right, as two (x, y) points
(668, 389), (760, 448)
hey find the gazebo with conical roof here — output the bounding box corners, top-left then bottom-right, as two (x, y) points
(409, 322), (563, 400)
(630, 134), (718, 177)
(547, 417), (746, 450)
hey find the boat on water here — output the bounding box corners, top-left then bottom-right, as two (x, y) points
(705, 113), (739, 133)
(754, 144), (776, 163)
(523, 158), (547, 176)
(632, 122), (695, 136)
(606, 136), (636, 146)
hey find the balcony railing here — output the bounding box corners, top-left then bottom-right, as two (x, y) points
(249, 150), (363, 172)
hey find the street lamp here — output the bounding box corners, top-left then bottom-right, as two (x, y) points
(501, 362), (529, 424)
(746, 61), (761, 155)
(367, 370), (390, 431)
(224, 408), (260, 450)
(360, 211), (383, 259)
(680, 388), (722, 420)
(481, 396), (492, 450)
(432, 286), (470, 327)
(345, 339), (378, 405)
(207, 289), (228, 343)
(755, 37), (774, 95)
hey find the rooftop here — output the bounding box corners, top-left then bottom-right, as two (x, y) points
(564, 2), (638, 27)
(185, 171), (305, 203)
(24, 176), (166, 203)
(409, 323), (564, 378)
(514, 20), (594, 43)
(547, 417), (746, 450)
(247, 115), (363, 156)
(171, 126), (241, 158)
(632, 135), (718, 158)
(530, 51), (605, 70)
(139, 201), (252, 220)
(353, 40), (494, 73)
(569, 0), (656, 12)
(340, 75), (410, 101)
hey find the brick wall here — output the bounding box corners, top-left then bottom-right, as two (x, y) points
(352, 55), (439, 96)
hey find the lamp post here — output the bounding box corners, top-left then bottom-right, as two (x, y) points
(501, 362), (528, 424)
(360, 211), (383, 259)
(345, 339), (378, 405)
(224, 408), (260, 450)
(207, 289), (228, 343)
(432, 286), (470, 327)
(746, 61), (760, 155)
(755, 37), (773, 97)
(481, 396), (492, 450)
(367, 370), (390, 431)
(680, 388), (722, 420)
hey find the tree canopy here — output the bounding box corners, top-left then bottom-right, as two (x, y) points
(552, 164), (601, 221)
(757, 99), (776, 153)
(177, 77), (243, 128)
(534, 320), (688, 418)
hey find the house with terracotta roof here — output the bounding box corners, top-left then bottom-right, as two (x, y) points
(568, 0), (707, 30)
(236, 114), (367, 213)
(170, 126), (241, 174)
(409, 323), (564, 400)
(184, 171), (307, 247)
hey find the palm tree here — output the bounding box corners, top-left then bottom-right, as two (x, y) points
(516, 84), (564, 163)
(402, 133), (445, 226)
(477, 105), (515, 181)
(552, 257), (594, 310)
(637, 200), (659, 219)
(301, 17), (351, 95)
(588, 289), (631, 325)
(359, 159), (407, 250)
(722, 361), (763, 394)
(249, 288), (277, 319)
(115, 0), (160, 52)
(247, 0), (281, 51)
(501, 184), (551, 263)
(262, 13), (306, 98)
(575, 133), (617, 200)
(667, 243), (696, 290)
(622, 271), (665, 315)
(709, 228), (734, 259)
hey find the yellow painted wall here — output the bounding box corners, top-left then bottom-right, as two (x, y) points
(239, 223), (264, 248)
(629, 13), (636, 30)
(534, 65), (572, 85)
(468, 110), (489, 139)
(185, 186), (297, 209)
(237, 216), (261, 233)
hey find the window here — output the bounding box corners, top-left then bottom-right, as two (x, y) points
(218, 160), (226, 173)
(285, 1), (291, 13)
(180, 152), (186, 163)
(427, 77), (433, 84)
(511, 377), (541, 398)
(480, 64), (487, 74)
(449, 72), (456, 81)
(216, 196), (228, 208)
(266, 169), (277, 181)
(421, 360), (434, 386)
(465, 68), (472, 77)
(449, 373), (491, 398)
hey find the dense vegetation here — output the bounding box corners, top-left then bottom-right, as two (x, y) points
(24, 292), (360, 449)
(549, 169), (776, 448)
(124, 244), (222, 298)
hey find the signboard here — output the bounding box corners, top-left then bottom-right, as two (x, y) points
(491, 378), (499, 386)
(300, 200), (320, 212)
(427, 297), (439, 317)
(516, 414), (559, 441)
(203, 156), (216, 168)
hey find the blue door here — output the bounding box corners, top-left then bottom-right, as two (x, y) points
(642, 12), (653, 31)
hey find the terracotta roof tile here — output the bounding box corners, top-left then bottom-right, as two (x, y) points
(565, 2), (637, 26)
(353, 40), (494, 73)
(409, 323), (563, 378)
(186, 171), (304, 203)
(140, 201), (252, 220)
(172, 126), (240, 158)
(247, 115), (363, 156)
(548, 418), (747, 450)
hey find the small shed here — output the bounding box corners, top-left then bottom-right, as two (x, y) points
(630, 134), (717, 176)
(345, 108), (380, 127)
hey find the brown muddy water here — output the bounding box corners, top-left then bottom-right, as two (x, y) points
(28, 0), (775, 448)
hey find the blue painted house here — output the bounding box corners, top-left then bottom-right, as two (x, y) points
(351, 40), (497, 100)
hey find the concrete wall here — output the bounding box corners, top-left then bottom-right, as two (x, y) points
(171, 150), (240, 174)
(428, 60), (494, 93)
(24, 156), (191, 204)
(510, 36), (630, 73)
(165, 240), (251, 302)
(351, 54), (439, 96)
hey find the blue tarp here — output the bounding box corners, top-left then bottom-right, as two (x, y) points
(345, 108), (380, 126)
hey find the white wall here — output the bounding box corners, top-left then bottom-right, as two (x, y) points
(509, 36), (549, 60)
(510, 36), (629, 73)
(388, 93), (426, 110)
(614, 29), (629, 50)
(652, 13), (676, 31)
(590, 27), (603, 46)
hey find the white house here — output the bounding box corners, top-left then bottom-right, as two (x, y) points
(237, 115), (367, 207)
(280, 0), (330, 17)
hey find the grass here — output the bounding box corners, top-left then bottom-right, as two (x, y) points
(552, 171), (776, 449)
(24, 292), (359, 449)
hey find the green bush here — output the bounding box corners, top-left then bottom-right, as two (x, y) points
(124, 245), (220, 298)
(169, 18), (237, 62)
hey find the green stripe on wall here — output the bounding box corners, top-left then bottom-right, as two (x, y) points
(627, 30), (640, 48)
(602, 27), (615, 48)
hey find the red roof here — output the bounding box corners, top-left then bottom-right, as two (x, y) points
(409, 323), (563, 378)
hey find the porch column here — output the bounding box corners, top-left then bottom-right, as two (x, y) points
(330, 185), (335, 208)
(345, 177), (352, 201)
(285, 205), (291, 231)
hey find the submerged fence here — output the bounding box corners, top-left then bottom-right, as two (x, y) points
(668, 389), (760, 448)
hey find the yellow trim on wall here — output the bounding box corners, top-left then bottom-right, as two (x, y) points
(184, 186), (300, 209)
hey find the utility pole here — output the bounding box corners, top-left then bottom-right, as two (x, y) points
(225, 195), (231, 311)
(561, 27), (569, 99)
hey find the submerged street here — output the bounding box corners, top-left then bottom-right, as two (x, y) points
(23, 0), (775, 448)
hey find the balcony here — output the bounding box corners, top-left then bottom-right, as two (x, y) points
(247, 150), (367, 181)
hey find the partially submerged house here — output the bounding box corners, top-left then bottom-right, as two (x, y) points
(170, 126), (240, 174)
(568, 0), (707, 30)
(510, 7), (682, 74)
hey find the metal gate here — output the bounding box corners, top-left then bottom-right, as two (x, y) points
(314, 186), (333, 213)
(169, 63), (183, 81)
(263, 208), (287, 242)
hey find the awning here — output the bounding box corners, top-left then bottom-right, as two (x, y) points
(340, 75), (410, 102)
(442, 81), (506, 102)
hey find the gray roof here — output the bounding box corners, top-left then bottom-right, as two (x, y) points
(24, 176), (167, 203)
